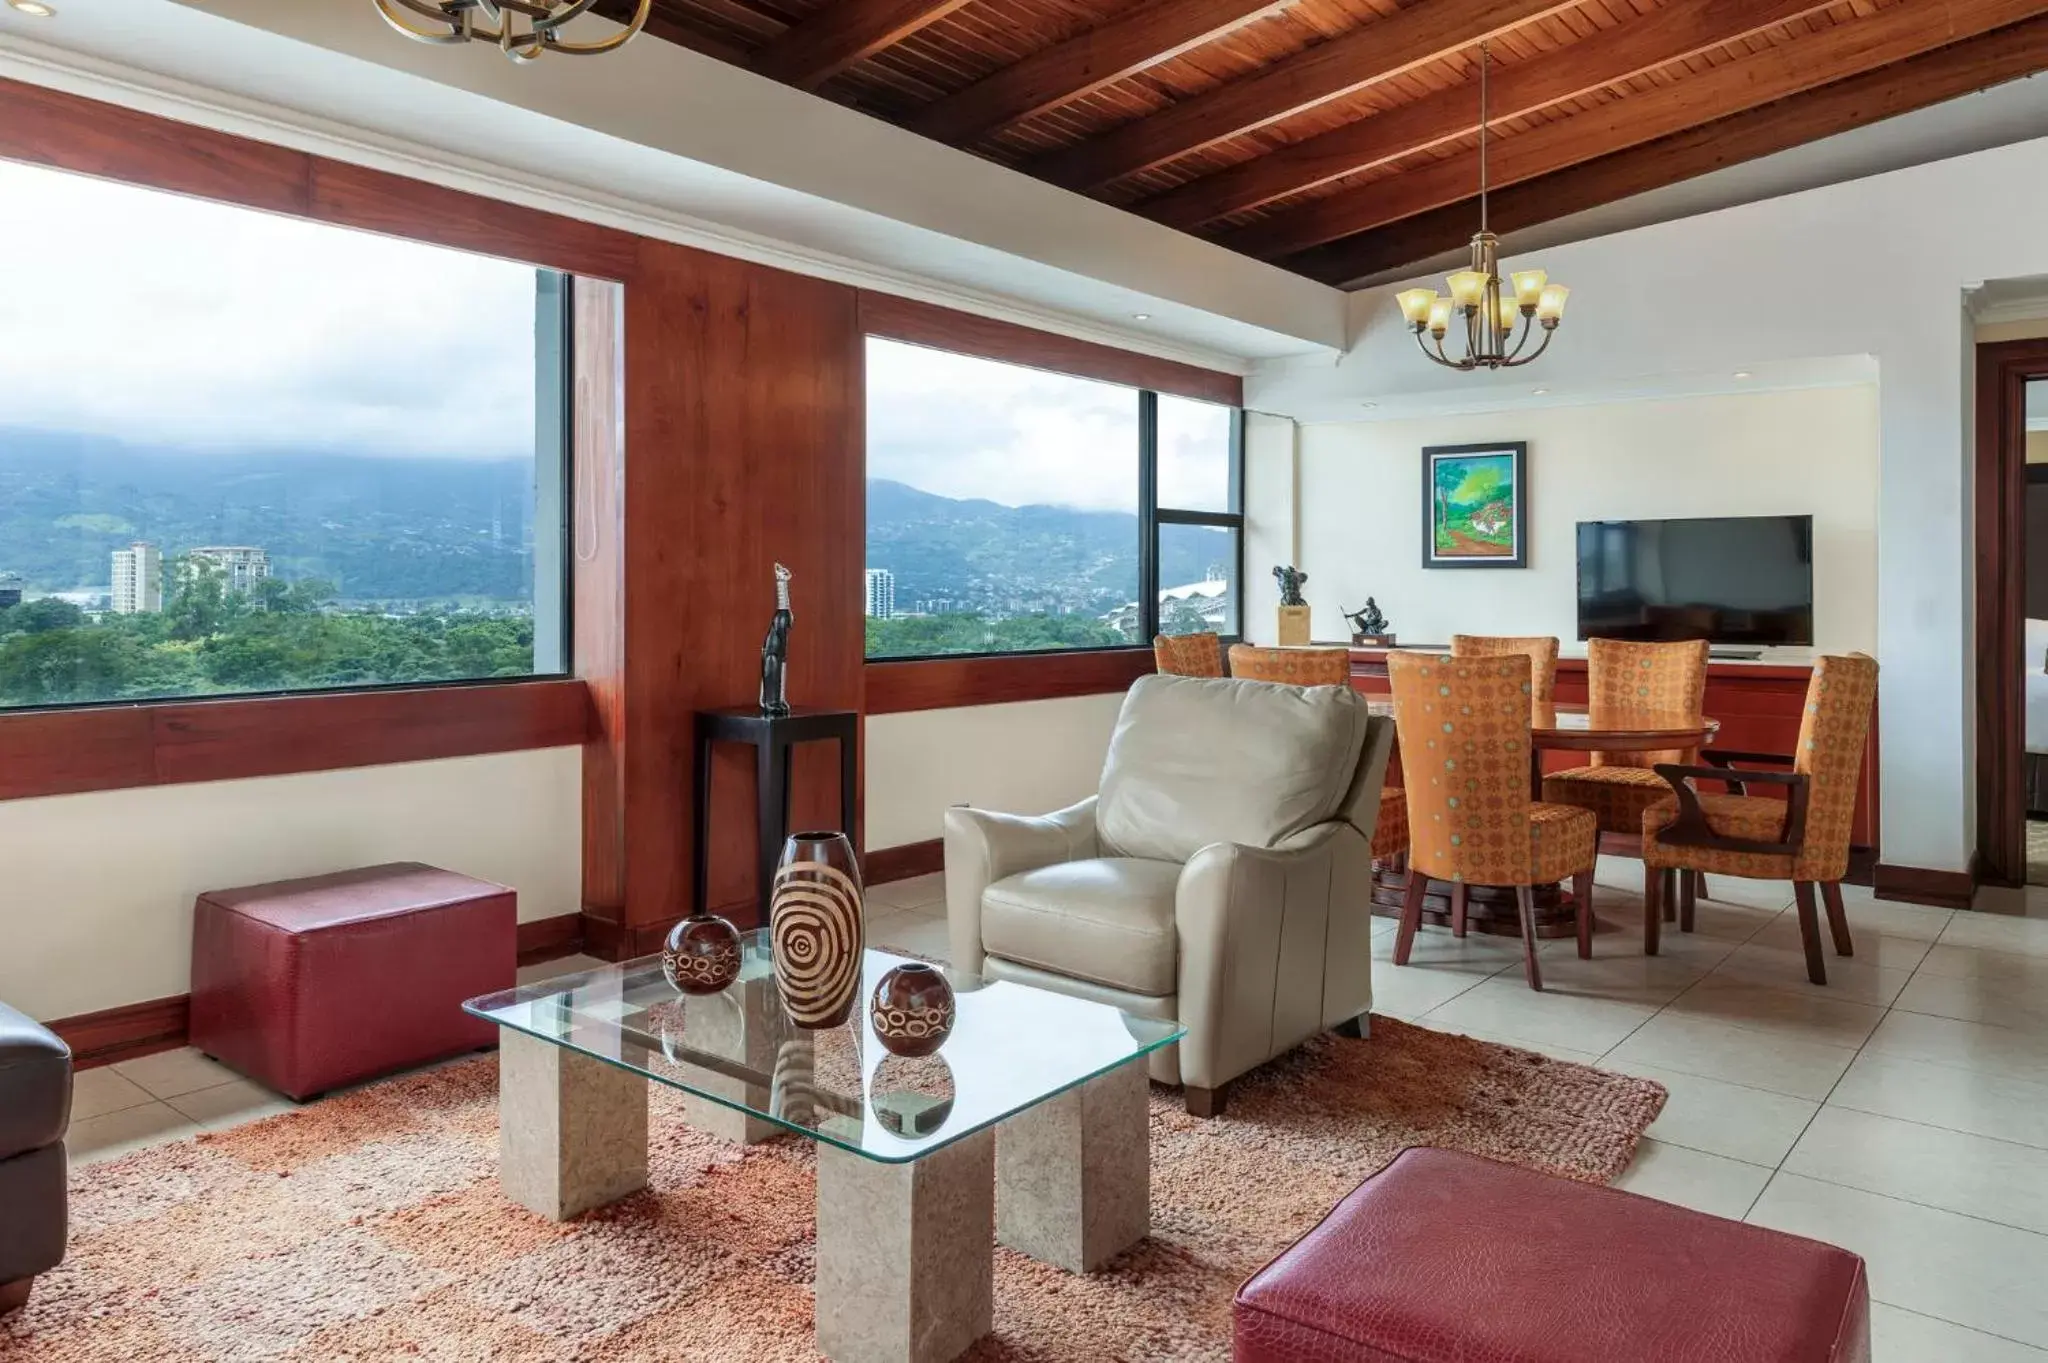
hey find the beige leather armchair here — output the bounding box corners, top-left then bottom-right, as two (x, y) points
(944, 673), (1393, 1116)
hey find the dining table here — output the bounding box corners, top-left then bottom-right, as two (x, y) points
(1361, 696), (1721, 940)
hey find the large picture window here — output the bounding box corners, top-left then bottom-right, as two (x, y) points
(0, 159), (569, 710)
(864, 336), (1242, 660)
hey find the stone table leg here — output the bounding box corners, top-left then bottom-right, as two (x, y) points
(499, 1030), (648, 1220)
(681, 975), (780, 1145)
(815, 1132), (994, 1363)
(996, 1056), (1149, 1273)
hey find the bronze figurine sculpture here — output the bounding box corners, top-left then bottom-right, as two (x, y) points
(1273, 565), (1308, 607)
(760, 563), (793, 717)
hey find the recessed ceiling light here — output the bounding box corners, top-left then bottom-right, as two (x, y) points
(7, 1), (57, 15)
(1360, 401), (1379, 410)
(1733, 370), (1753, 379)
(1530, 388), (1550, 396)
(1131, 313), (1151, 321)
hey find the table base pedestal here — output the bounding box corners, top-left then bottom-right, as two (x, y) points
(1370, 863), (1579, 939)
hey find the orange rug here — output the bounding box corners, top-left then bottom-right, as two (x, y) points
(6, 1018), (1664, 1361)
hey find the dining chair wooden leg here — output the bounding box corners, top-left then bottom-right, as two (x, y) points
(1661, 868), (1679, 923)
(1644, 864), (1663, 957)
(1820, 880), (1854, 957)
(1515, 885), (1543, 990)
(1393, 870), (1428, 966)
(1691, 871), (1710, 903)
(1792, 881), (1828, 985)
(1450, 882), (1469, 939)
(1571, 868), (1594, 960)
(1678, 871), (1696, 935)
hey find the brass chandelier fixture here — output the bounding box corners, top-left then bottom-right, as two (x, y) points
(373, 0), (652, 62)
(1394, 43), (1569, 370)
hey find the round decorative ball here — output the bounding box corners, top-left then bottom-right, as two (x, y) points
(870, 962), (956, 1058)
(661, 913), (742, 996)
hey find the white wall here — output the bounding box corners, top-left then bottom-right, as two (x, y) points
(1247, 129), (2048, 874)
(865, 694), (1124, 849)
(1289, 386), (1878, 655)
(0, 748), (581, 1021)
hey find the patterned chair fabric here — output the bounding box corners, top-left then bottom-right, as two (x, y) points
(1448, 634), (1561, 705)
(1154, 632), (1226, 678)
(1543, 638), (1711, 835)
(1386, 652), (1597, 887)
(1228, 645), (1352, 687)
(1371, 786), (1408, 859)
(1642, 653), (1878, 883)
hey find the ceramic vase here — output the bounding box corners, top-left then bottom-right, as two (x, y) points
(870, 961), (955, 1058)
(769, 831), (865, 1029)
(661, 912), (743, 996)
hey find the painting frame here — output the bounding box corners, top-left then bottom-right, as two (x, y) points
(1422, 441), (1528, 569)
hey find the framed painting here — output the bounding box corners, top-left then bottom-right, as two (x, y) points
(1423, 442), (1527, 569)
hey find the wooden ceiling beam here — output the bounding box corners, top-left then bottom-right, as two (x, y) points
(1289, 10), (2048, 287)
(1140, 0), (1839, 232)
(908, 0), (1293, 147)
(1029, 0), (1581, 194)
(750, 0), (974, 90)
(1230, 0), (2048, 261)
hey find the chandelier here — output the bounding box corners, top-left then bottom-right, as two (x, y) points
(1394, 43), (1569, 370)
(373, 0), (652, 61)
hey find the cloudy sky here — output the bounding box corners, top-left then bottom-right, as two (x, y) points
(0, 159), (539, 460)
(867, 337), (1234, 513)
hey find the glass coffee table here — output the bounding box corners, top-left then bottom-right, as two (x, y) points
(466, 932), (1182, 1363)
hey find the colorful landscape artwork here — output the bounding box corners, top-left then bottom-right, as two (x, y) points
(1424, 443), (1526, 569)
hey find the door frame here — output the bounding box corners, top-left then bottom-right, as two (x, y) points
(1974, 338), (2048, 886)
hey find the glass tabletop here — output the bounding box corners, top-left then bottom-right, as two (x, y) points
(466, 933), (1183, 1165)
(1362, 695), (1717, 740)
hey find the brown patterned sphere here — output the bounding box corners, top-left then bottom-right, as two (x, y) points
(870, 962), (955, 1058)
(662, 913), (742, 996)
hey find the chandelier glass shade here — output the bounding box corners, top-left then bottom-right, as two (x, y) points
(1393, 44), (1569, 371)
(373, 0), (652, 61)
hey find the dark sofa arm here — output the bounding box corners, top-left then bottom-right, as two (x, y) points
(0, 1002), (72, 1161)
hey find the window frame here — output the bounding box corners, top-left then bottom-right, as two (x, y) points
(860, 332), (1247, 667)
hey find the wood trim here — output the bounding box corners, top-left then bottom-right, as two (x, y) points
(0, 679), (589, 802)
(866, 648), (1152, 714)
(1873, 862), (1977, 911)
(857, 292), (1243, 406)
(1973, 338), (2048, 886)
(865, 837), (944, 884)
(516, 912), (586, 967)
(48, 995), (190, 1071)
(1297, 11), (2048, 283)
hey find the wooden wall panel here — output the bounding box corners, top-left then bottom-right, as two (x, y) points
(575, 280), (630, 931)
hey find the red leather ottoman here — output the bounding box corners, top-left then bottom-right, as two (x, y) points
(189, 863), (515, 1100)
(1235, 1147), (1869, 1363)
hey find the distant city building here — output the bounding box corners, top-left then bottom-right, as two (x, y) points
(1102, 575), (1232, 639)
(111, 542), (163, 614)
(864, 568), (896, 619)
(0, 575), (21, 610)
(186, 546), (272, 593)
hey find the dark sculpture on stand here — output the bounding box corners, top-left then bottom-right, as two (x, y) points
(760, 562), (793, 717)
(1346, 598), (1395, 646)
(1273, 565), (1309, 607)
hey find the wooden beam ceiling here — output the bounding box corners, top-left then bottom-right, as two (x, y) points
(1026, 0), (1582, 194)
(1288, 9), (2048, 286)
(750, 0), (973, 89)
(1138, 0), (1841, 232)
(1228, 0), (2048, 262)
(907, 0), (1294, 147)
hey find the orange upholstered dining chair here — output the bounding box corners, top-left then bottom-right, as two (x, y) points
(1641, 653), (1878, 985)
(1543, 638), (1710, 836)
(1154, 632), (1225, 678)
(1449, 634), (1560, 704)
(1228, 645), (1409, 867)
(1386, 651), (1597, 990)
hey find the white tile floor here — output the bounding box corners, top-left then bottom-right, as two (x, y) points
(64, 863), (2048, 1360)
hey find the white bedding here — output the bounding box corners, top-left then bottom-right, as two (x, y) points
(2029, 620), (2048, 754)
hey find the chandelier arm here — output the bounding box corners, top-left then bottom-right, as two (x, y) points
(1503, 327), (1556, 369)
(1504, 312), (1535, 362)
(535, 0), (603, 29)
(1415, 331), (1455, 370)
(546, 0), (651, 52)
(373, 0), (473, 42)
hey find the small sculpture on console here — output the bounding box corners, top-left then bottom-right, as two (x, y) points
(1272, 565), (1309, 607)
(1345, 598), (1395, 647)
(760, 563), (793, 718)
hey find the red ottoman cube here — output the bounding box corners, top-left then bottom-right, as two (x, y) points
(189, 863), (515, 1100)
(1235, 1147), (1869, 1363)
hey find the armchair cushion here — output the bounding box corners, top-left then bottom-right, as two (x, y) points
(1643, 793), (1797, 877)
(982, 858), (1181, 997)
(0, 1001), (71, 1160)
(1096, 674), (1371, 864)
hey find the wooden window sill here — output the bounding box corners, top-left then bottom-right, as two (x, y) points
(865, 649), (1153, 714)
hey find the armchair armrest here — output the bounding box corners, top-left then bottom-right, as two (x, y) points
(942, 798), (1099, 975)
(1652, 762), (1809, 857)
(1699, 749), (1794, 797)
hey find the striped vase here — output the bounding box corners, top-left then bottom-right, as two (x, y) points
(769, 831), (866, 1029)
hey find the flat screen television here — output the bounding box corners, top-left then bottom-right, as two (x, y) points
(1576, 514), (1813, 646)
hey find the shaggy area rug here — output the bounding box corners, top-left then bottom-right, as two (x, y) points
(5, 1017), (1664, 1362)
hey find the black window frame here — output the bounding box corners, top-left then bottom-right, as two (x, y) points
(862, 344), (1245, 663)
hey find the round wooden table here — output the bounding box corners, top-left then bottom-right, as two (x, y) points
(1365, 699), (1720, 940)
